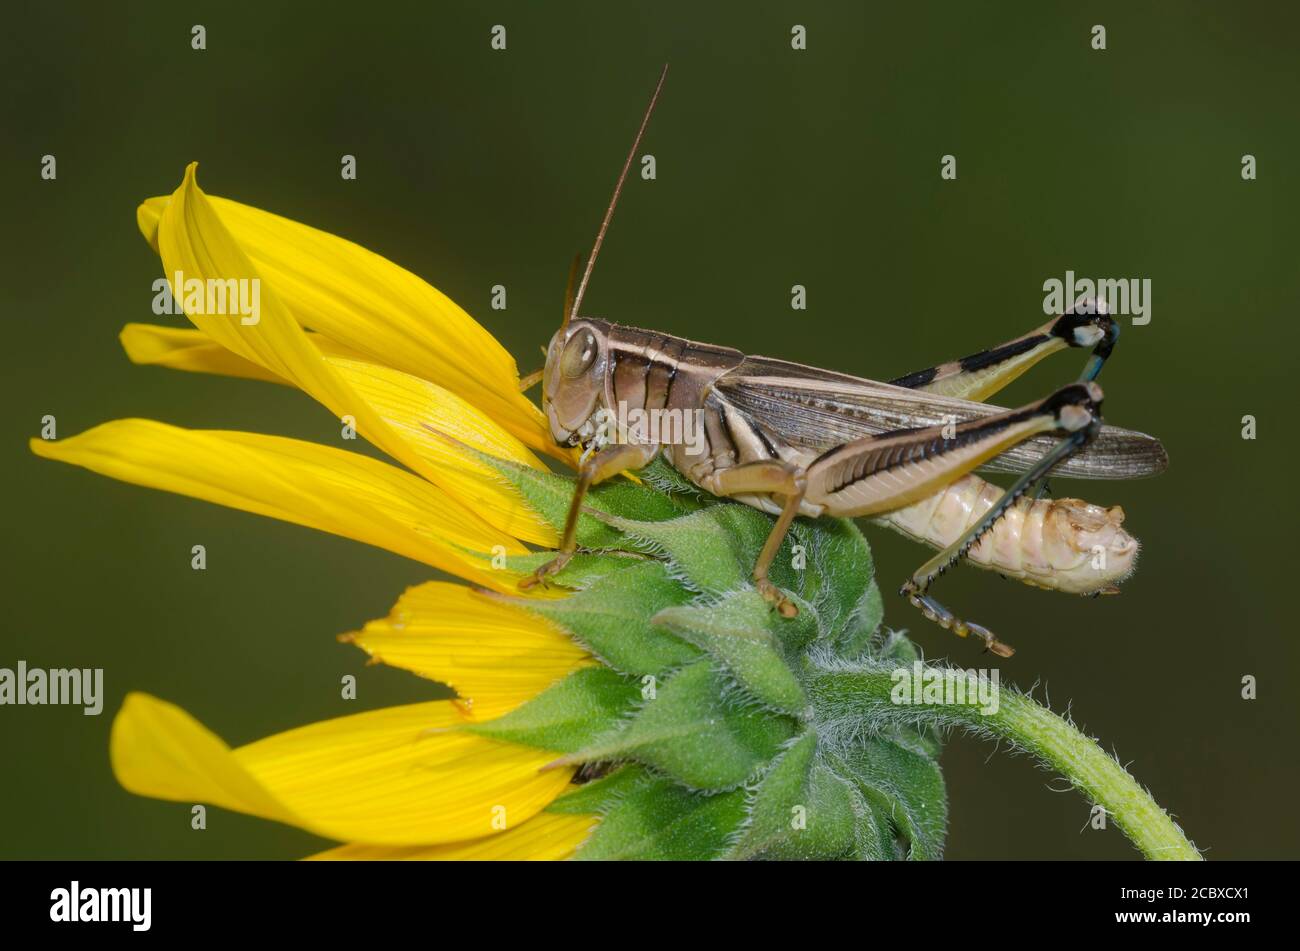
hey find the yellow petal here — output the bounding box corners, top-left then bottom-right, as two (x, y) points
(152, 165), (555, 543)
(138, 183), (557, 457)
(308, 812), (596, 860)
(112, 694), (574, 845)
(30, 419), (525, 591)
(119, 322), (559, 546)
(344, 583), (591, 722)
(326, 356), (556, 545)
(119, 323), (287, 384)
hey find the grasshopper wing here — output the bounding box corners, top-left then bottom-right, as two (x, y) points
(713, 355), (1168, 480)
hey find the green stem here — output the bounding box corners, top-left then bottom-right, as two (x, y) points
(986, 691), (1199, 860)
(809, 664), (1201, 860)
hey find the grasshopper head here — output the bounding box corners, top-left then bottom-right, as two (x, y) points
(542, 318), (613, 449)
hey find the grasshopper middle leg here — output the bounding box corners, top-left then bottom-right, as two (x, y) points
(707, 461), (810, 617)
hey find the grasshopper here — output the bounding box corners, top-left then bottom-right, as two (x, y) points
(518, 68), (1166, 657)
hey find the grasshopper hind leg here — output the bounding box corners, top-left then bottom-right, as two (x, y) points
(897, 422), (1098, 658)
(888, 299), (1118, 403)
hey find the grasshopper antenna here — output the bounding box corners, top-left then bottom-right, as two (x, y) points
(519, 253), (580, 391)
(564, 63), (669, 330)
(561, 251), (581, 331)
(523, 66), (667, 393)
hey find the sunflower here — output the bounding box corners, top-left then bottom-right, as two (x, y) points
(31, 163), (601, 859)
(30, 164), (1200, 862)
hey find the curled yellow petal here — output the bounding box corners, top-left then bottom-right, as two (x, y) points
(112, 693), (574, 845)
(344, 583), (591, 722)
(152, 164), (555, 543)
(119, 323), (287, 384)
(119, 322), (559, 546)
(30, 419), (525, 591)
(138, 183), (556, 457)
(308, 812), (596, 860)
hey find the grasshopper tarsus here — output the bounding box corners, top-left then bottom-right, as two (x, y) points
(519, 551), (575, 591)
(901, 580), (1014, 657)
(966, 621), (1015, 658)
(756, 578), (799, 618)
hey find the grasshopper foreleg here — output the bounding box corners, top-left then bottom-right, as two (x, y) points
(520, 442), (658, 590)
(707, 461), (808, 617)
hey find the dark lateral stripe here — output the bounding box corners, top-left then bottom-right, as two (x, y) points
(824, 422), (1012, 494)
(813, 402), (1046, 489)
(663, 359), (679, 408)
(956, 334), (1049, 374)
(720, 404), (743, 455)
(718, 402), (775, 463)
(887, 365), (939, 389)
(611, 345), (651, 409)
(610, 334), (686, 413)
(753, 423), (779, 460)
(702, 393), (734, 462)
(644, 337), (681, 411)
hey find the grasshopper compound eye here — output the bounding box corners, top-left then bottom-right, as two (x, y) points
(561, 328), (597, 379)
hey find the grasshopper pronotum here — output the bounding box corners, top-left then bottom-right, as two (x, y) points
(518, 68), (1167, 657)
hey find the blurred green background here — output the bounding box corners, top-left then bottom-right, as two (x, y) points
(2, 0), (1297, 859)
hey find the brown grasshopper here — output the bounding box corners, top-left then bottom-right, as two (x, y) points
(518, 68), (1166, 657)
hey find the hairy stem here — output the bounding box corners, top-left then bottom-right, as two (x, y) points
(809, 662), (1201, 860)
